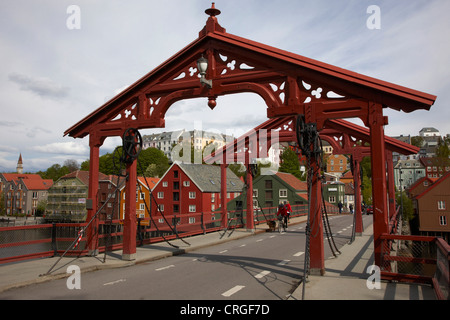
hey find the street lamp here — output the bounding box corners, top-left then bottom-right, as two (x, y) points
(197, 55), (212, 89)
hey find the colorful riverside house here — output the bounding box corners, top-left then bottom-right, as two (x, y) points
(119, 176), (159, 226)
(151, 162), (244, 228)
(46, 170), (109, 222)
(226, 171), (309, 221)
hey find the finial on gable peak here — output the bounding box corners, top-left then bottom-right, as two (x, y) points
(199, 2), (226, 37)
(205, 2), (221, 17)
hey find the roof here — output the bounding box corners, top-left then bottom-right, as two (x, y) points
(1, 173), (42, 183)
(419, 127), (439, 133)
(64, 5), (436, 139)
(59, 170), (109, 186)
(21, 178), (53, 190)
(408, 176), (438, 194)
(275, 172), (308, 191)
(415, 170), (450, 200)
(137, 177), (159, 190)
(169, 162), (244, 193)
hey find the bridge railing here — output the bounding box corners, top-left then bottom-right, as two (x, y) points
(0, 203), (320, 264)
(380, 233), (450, 300)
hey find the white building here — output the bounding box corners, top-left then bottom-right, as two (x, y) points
(419, 127), (440, 137)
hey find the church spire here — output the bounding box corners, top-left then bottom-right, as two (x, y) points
(17, 153), (23, 174)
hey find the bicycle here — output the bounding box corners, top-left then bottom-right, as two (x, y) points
(277, 215), (286, 233)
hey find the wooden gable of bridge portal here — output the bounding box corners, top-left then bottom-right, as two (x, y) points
(64, 4), (436, 267)
(64, 4), (435, 141)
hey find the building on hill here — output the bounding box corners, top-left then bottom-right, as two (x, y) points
(419, 127), (440, 137)
(394, 159), (426, 191)
(420, 157), (450, 179)
(142, 129), (234, 162)
(326, 154), (349, 177)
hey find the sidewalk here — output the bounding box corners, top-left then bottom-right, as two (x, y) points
(0, 216), (306, 294)
(289, 225), (437, 300)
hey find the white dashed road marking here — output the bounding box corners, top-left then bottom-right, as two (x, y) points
(222, 285), (245, 297)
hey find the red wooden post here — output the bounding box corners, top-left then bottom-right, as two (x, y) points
(123, 160), (137, 261)
(220, 163), (227, 228)
(386, 150), (397, 219)
(354, 159), (363, 235)
(87, 134), (101, 256)
(368, 104), (389, 267)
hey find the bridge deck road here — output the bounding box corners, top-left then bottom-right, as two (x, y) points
(0, 214), (373, 300)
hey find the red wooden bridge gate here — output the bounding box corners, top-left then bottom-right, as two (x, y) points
(64, 4), (435, 274)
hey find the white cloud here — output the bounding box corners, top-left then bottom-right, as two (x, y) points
(31, 141), (89, 156)
(8, 72), (70, 99)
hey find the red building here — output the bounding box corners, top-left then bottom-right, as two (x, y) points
(151, 162), (244, 228)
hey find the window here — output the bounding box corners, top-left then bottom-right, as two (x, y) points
(162, 181), (168, 187)
(140, 193), (145, 200)
(439, 216), (447, 226)
(211, 204), (215, 211)
(140, 203), (145, 210)
(329, 196), (336, 203)
(158, 204), (164, 212)
(189, 217), (196, 224)
(189, 191), (196, 199)
(265, 190), (273, 199)
(183, 181), (190, 187)
(253, 189), (258, 197)
(211, 193), (215, 202)
(173, 181), (179, 190)
(173, 192), (179, 201)
(174, 170), (179, 178)
(265, 180), (272, 189)
(279, 189), (287, 197)
(189, 205), (196, 212)
(438, 200), (446, 210)
(157, 192), (164, 199)
(173, 204), (179, 213)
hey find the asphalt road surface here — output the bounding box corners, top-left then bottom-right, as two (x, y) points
(0, 214), (373, 300)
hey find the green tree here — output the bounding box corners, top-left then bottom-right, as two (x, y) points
(396, 191), (414, 221)
(360, 157), (372, 205)
(411, 136), (424, 148)
(39, 164), (70, 181)
(79, 147), (170, 177)
(435, 137), (450, 160)
(279, 147), (304, 180)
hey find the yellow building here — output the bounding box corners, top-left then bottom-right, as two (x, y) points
(119, 177), (159, 226)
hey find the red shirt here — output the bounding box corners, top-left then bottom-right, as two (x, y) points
(277, 205), (288, 217)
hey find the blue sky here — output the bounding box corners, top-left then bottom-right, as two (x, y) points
(0, 0), (448, 172)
